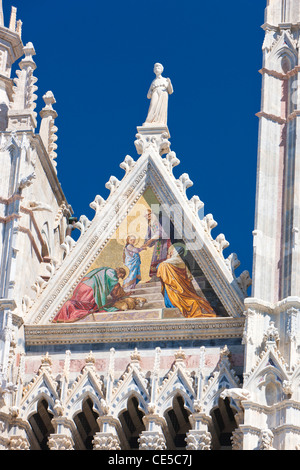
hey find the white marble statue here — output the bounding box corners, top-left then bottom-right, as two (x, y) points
(144, 63), (173, 127)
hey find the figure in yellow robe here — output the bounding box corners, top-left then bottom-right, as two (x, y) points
(157, 245), (216, 318)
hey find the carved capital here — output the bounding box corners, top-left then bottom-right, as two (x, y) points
(185, 430), (211, 450)
(92, 432), (121, 450)
(138, 431), (167, 450)
(48, 434), (74, 450)
(8, 436), (30, 450)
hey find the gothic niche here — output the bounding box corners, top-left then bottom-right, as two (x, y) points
(164, 395), (191, 449)
(73, 397), (99, 449)
(28, 399), (54, 450)
(281, 55), (292, 74)
(210, 397), (238, 450)
(118, 396), (146, 449)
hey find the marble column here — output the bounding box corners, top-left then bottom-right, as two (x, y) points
(185, 412), (212, 450)
(138, 414), (167, 450)
(92, 416), (121, 450)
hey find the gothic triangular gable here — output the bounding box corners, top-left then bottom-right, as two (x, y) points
(25, 126), (249, 331)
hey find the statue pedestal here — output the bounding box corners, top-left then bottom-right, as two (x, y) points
(135, 125), (171, 156)
(137, 124), (170, 138)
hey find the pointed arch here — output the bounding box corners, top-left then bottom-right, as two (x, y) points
(267, 31), (298, 73)
(163, 394), (192, 449)
(20, 373), (59, 422)
(73, 396), (99, 450)
(27, 398), (55, 450)
(111, 385), (149, 419)
(243, 348), (289, 406)
(64, 369), (105, 419)
(210, 396), (238, 450)
(118, 395), (146, 449)
(155, 357), (195, 417)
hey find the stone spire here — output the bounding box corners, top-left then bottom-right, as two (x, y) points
(8, 42), (38, 131)
(252, 1), (300, 303)
(39, 91), (58, 171)
(240, 0), (300, 451)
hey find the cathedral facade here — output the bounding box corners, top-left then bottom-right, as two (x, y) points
(1, 0), (300, 451)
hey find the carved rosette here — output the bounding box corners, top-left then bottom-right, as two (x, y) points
(138, 432), (167, 450)
(47, 434), (74, 450)
(92, 433), (121, 450)
(185, 431), (211, 450)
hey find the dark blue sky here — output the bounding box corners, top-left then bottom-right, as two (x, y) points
(5, 0), (266, 279)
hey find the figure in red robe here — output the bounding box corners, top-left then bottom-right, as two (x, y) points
(53, 267), (126, 323)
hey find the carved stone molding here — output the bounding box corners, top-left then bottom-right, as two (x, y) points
(24, 317), (245, 346)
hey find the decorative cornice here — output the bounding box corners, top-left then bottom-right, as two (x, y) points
(24, 317), (245, 346)
(242, 399), (300, 414)
(245, 296), (300, 315)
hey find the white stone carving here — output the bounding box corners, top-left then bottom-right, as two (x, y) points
(220, 388), (252, 402)
(105, 176), (120, 195)
(214, 233), (229, 255)
(21, 295), (33, 315)
(93, 433), (121, 450)
(143, 63), (173, 127)
(89, 195), (106, 213)
(189, 195), (204, 215)
(28, 201), (53, 212)
(8, 436), (30, 450)
(60, 235), (76, 256)
(138, 432), (167, 450)
(237, 270), (251, 295)
(257, 429), (275, 451)
(176, 173), (193, 195)
(48, 435), (74, 450)
(45, 259), (58, 278)
(18, 171), (36, 190)
(162, 151), (180, 174)
(120, 155), (135, 173)
(31, 276), (46, 296)
(74, 215), (91, 235)
(201, 213), (218, 237)
(225, 253), (241, 274)
(134, 129), (170, 156)
(185, 431), (211, 450)
(9, 42), (38, 131)
(39, 91), (58, 170)
(263, 321), (280, 346)
(282, 380), (293, 397)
